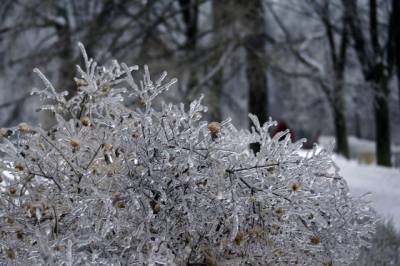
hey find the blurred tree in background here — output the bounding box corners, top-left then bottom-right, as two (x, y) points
(0, 0), (399, 166)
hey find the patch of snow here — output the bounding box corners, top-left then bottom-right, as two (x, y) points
(333, 155), (400, 229)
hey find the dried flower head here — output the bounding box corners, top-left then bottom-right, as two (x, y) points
(0, 127), (12, 138)
(291, 183), (301, 191)
(70, 138), (81, 149)
(80, 116), (91, 127)
(16, 230), (24, 240)
(74, 77), (88, 87)
(15, 162), (25, 171)
(6, 248), (16, 260)
(103, 143), (113, 151)
(310, 235), (321, 245)
(234, 231), (245, 245)
(132, 131), (140, 139)
(9, 187), (17, 195)
(207, 122), (221, 135)
(275, 207), (284, 216)
(6, 217), (14, 224)
(18, 122), (31, 133)
(116, 201), (126, 208)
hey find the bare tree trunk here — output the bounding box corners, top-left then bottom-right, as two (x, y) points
(246, 39), (268, 127)
(238, 0), (268, 153)
(54, 4), (75, 97)
(373, 70), (392, 166)
(333, 104), (350, 158)
(391, 0), (400, 109)
(178, 0), (199, 106)
(332, 74), (350, 158)
(330, 6), (350, 159)
(369, 0), (392, 166)
(208, 0), (228, 122)
(343, 0), (392, 166)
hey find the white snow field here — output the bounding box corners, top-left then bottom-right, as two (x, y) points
(333, 155), (400, 229)
(317, 136), (400, 230)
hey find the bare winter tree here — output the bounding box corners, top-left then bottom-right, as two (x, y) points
(311, 0), (350, 158)
(342, 0), (396, 166)
(389, 0), (400, 109)
(236, 0), (269, 153)
(267, 0), (351, 158)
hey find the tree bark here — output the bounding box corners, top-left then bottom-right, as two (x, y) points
(373, 70), (392, 166)
(374, 95), (391, 165)
(54, 3), (75, 97)
(332, 72), (349, 158)
(343, 0), (392, 166)
(208, 0), (228, 122)
(246, 43), (268, 127)
(178, 0), (199, 106)
(238, 0), (268, 153)
(391, 0), (400, 109)
(331, 4), (350, 158)
(317, 0), (350, 158)
(333, 104), (350, 158)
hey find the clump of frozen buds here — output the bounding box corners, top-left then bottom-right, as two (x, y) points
(0, 43), (375, 265)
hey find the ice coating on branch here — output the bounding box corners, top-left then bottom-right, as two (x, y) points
(0, 44), (375, 265)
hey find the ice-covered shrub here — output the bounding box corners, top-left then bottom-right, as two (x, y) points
(0, 44), (375, 265)
(352, 220), (400, 266)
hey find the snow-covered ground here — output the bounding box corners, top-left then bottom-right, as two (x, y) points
(317, 136), (400, 230)
(333, 155), (400, 229)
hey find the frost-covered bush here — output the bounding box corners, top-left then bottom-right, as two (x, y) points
(0, 44), (375, 265)
(352, 220), (400, 266)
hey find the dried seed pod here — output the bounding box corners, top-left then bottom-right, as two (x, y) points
(101, 84), (111, 92)
(70, 138), (81, 150)
(275, 208), (284, 216)
(207, 122), (221, 140)
(80, 116), (91, 127)
(139, 98), (146, 106)
(6, 217), (14, 224)
(16, 230), (24, 240)
(0, 127), (12, 138)
(103, 143), (113, 151)
(9, 187), (17, 195)
(18, 122), (31, 133)
(291, 183), (301, 192)
(234, 231), (245, 245)
(150, 201), (161, 214)
(53, 245), (66, 252)
(310, 235), (321, 245)
(132, 132), (140, 139)
(149, 226), (158, 234)
(15, 162), (24, 171)
(74, 77), (88, 87)
(208, 122), (221, 135)
(6, 248), (16, 260)
(116, 201), (126, 208)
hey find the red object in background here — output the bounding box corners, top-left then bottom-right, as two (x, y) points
(272, 120), (296, 142)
